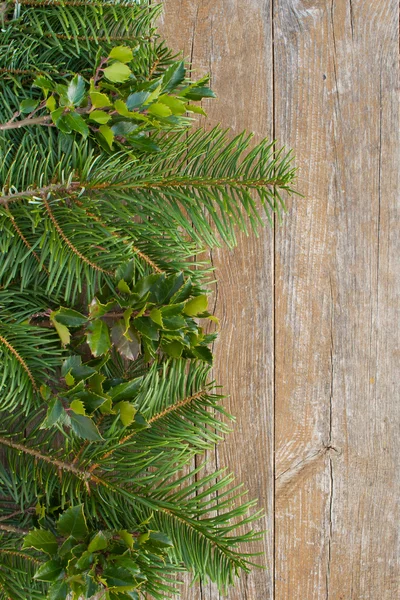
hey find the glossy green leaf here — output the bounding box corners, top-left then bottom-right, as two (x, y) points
(61, 356), (96, 382)
(185, 103), (207, 116)
(159, 94), (186, 115)
(57, 505), (89, 540)
(87, 531), (108, 553)
(47, 581), (69, 600)
(108, 377), (143, 402)
(69, 412), (103, 441)
(20, 98), (39, 113)
(162, 341), (183, 358)
(23, 529), (58, 556)
(86, 319), (111, 357)
(63, 111), (89, 138)
(33, 559), (63, 582)
(111, 321), (140, 361)
(50, 315), (70, 346)
(149, 308), (163, 327)
(126, 91), (150, 110)
(43, 397), (64, 427)
(162, 61), (185, 92)
(133, 317), (159, 341)
(102, 566), (136, 590)
(52, 307), (87, 327)
(67, 75), (85, 106)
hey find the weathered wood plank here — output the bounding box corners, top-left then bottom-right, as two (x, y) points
(274, 1), (400, 599)
(159, 1), (275, 598)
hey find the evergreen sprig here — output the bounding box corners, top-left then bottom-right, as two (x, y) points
(0, 1), (296, 598)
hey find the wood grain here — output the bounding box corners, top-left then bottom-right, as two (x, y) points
(159, 0), (400, 598)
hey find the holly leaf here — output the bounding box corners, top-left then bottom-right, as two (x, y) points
(52, 307), (87, 327)
(99, 124), (114, 149)
(42, 397), (64, 428)
(33, 559), (64, 582)
(147, 103), (172, 118)
(87, 531), (108, 553)
(50, 314), (70, 346)
(86, 319), (111, 357)
(69, 412), (103, 441)
(70, 399), (86, 416)
(90, 91), (112, 108)
(108, 377), (143, 402)
(89, 110), (111, 124)
(109, 46), (134, 64)
(133, 317), (159, 341)
(126, 91), (150, 110)
(67, 75), (86, 106)
(47, 581), (69, 600)
(19, 98), (39, 113)
(103, 62), (132, 83)
(57, 505), (88, 540)
(102, 566), (136, 590)
(23, 529), (58, 556)
(115, 401), (136, 426)
(162, 60), (185, 93)
(111, 321), (140, 361)
(63, 111), (89, 138)
(183, 294), (208, 316)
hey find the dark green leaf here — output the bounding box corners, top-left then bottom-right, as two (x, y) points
(108, 377), (143, 402)
(20, 98), (39, 113)
(87, 531), (108, 553)
(63, 111), (89, 138)
(133, 317), (159, 341)
(42, 397), (64, 427)
(23, 529), (58, 556)
(111, 321), (140, 361)
(67, 75), (85, 106)
(70, 412), (103, 441)
(86, 319), (111, 357)
(126, 91), (150, 110)
(192, 345), (213, 364)
(47, 581), (69, 600)
(57, 505), (88, 540)
(61, 356), (96, 381)
(102, 566), (136, 589)
(53, 307), (87, 327)
(162, 61), (185, 93)
(33, 559), (63, 582)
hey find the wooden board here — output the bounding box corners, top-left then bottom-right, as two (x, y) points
(159, 0), (400, 598)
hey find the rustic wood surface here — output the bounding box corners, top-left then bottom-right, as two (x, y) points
(159, 1), (400, 599)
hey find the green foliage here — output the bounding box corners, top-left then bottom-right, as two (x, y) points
(0, 1), (296, 599)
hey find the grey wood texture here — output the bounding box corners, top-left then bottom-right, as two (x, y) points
(159, 1), (400, 598)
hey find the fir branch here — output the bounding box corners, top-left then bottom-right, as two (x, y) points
(0, 550), (40, 565)
(7, 212), (49, 273)
(0, 334), (38, 392)
(42, 197), (112, 275)
(0, 435), (94, 483)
